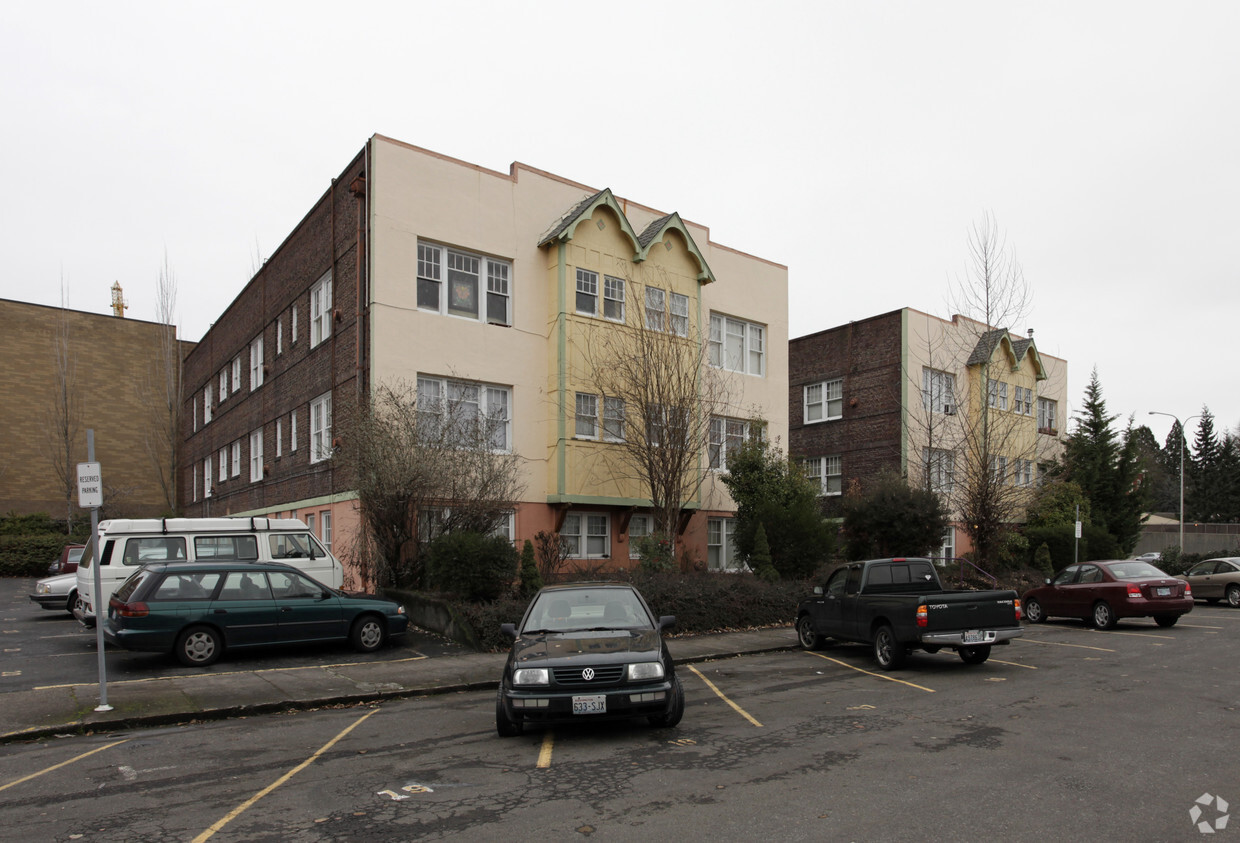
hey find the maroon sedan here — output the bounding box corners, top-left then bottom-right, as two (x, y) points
(1023, 560), (1193, 629)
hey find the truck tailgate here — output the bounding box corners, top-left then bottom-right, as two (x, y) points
(920, 590), (1020, 633)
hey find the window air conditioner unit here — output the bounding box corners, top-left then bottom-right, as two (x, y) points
(943, 404), (956, 415)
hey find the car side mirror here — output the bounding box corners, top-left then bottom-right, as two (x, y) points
(813, 586), (823, 596)
(318, 590), (332, 601)
(1044, 578), (1051, 585)
(501, 623), (517, 639)
(658, 615), (676, 631)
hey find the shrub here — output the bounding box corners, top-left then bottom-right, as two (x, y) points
(1021, 524), (1077, 572)
(425, 531), (519, 602)
(634, 533), (675, 575)
(1033, 543), (1053, 576)
(0, 534), (85, 577)
(518, 539), (542, 598)
(751, 523), (779, 583)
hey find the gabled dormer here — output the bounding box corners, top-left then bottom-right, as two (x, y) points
(967, 328), (1048, 381)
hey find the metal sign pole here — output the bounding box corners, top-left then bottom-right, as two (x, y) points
(83, 430), (111, 712)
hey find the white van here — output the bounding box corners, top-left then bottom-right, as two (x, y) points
(74, 517), (344, 628)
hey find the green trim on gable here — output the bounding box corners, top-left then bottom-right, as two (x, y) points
(637, 212), (716, 284)
(542, 188), (642, 256)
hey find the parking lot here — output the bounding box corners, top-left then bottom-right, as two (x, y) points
(3, 575), (1240, 840)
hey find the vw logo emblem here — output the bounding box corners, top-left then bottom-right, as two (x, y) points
(581, 668), (595, 681)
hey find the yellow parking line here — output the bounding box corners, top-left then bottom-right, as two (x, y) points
(1173, 623), (1224, 630)
(193, 708), (377, 842)
(804, 651), (936, 693)
(1104, 630), (1177, 640)
(34, 654), (430, 691)
(987, 658), (1037, 670)
(686, 665), (763, 727)
(537, 731), (554, 768)
(0, 739), (128, 793)
(1015, 638), (1115, 652)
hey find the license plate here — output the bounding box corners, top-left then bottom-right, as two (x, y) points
(572, 695), (606, 715)
(963, 629), (984, 644)
(1156, 587), (1171, 597)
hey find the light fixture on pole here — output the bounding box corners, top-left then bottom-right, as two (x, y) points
(1148, 411), (1202, 552)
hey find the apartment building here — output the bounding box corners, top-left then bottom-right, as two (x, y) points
(790, 308), (1067, 558)
(181, 136), (788, 579)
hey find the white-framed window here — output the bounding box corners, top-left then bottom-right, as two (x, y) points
(990, 455), (1008, 483)
(709, 416), (754, 471)
(922, 368), (956, 414)
(277, 319), (283, 355)
(644, 287), (665, 331)
(932, 526), (955, 563)
(576, 268), (598, 315)
(218, 448), (227, 481)
(804, 379), (843, 423)
(1038, 398), (1058, 432)
(988, 378), (1000, 409)
(231, 357), (241, 394)
(310, 270), (332, 348)
(193, 463), (199, 502)
(310, 392), (332, 464)
(204, 458), (213, 498)
(306, 512), (315, 534)
(492, 511), (515, 543)
(417, 376), (512, 452)
(562, 512), (610, 559)
(998, 381), (1008, 411)
(628, 514), (652, 559)
(417, 242), (512, 326)
(923, 447), (955, 493)
(276, 418), (283, 458)
(603, 276), (625, 322)
(575, 392), (598, 438)
(250, 428), (264, 482)
(1014, 386), (1033, 415)
(670, 292), (689, 337)
(320, 511), (332, 550)
(1015, 459), (1034, 487)
(603, 397), (625, 442)
(250, 335), (264, 390)
(193, 394), (198, 432)
(804, 455), (842, 496)
(707, 518), (741, 571)
(218, 370), (227, 402)
(291, 305), (298, 344)
(231, 441), (241, 477)
(203, 386), (212, 424)
(290, 410), (298, 452)
(709, 313), (766, 376)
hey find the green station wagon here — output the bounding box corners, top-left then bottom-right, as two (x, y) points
(104, 561), (408, 666)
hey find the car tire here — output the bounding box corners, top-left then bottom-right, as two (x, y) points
(350, 615), (387, 653)
(1154, 615), (1179, 628)
(1024, 598), (1045, 624)
(873, 624), (905, 670)
(958, 644), (992, 665)
(496, 685), (523, 737)
(65, 588), (78, 616)
(1227, 585), (1240, 608)
(1092, 601), (1117, 630)
(649, 674), (685, 728)
(175, 625), (222, 667)
(797, 615), (826, 650)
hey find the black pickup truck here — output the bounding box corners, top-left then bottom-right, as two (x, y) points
(795, 557), (1024, 669)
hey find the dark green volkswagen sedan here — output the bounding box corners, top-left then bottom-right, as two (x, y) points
(103, 561), (408, 666)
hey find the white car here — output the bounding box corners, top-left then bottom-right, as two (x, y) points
(1133, 552), (1162, 563)
(30, 572), (79, 615)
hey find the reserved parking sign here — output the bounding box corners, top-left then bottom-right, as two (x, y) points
(77, 461), (103, 509)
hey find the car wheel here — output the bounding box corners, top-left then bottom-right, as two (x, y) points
(958, 644), (992, 665)
(1154, 615), (1179, 628)
(1228, 585), (1240, 608)
(1024, 598), (1045, 624)
(873, 625), (905, 670)
(496, 685), (523, 737)
(350, 615), (387, 653)
(1092, 601), (1117, 630)
(797, 615), (825, 650)
(65, 588), (78, 616)
(649, 674), (685, 728)
(175, 625), (222, 667)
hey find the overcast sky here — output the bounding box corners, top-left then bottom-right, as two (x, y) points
(4, 1), (1237, 447)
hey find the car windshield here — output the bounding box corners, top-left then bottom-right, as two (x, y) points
(522, 588), (651, 633)
(1103, 562), (1167, 580)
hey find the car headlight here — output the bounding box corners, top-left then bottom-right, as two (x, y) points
(513, 668), (550, 686)
(627, 662), (665, 682)
(37, 583), (51, 595)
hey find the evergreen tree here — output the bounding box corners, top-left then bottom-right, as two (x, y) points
(1187, 409), (1222, 521)
(1219, 435), (1240, 522)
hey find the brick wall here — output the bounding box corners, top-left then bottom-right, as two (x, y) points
(182, 150), (367, 516)
(789, 309), (905, 515)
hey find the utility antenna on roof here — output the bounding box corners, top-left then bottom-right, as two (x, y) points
(110, 281), (128, 318)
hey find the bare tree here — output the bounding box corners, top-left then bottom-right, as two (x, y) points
(578, 291), (731, 539)
(141, 253), (182, 514)
(43, 281), (82, 533)
(340, 379), (526, 589)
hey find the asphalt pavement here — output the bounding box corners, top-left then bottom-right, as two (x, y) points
(0, 625), (798, 744)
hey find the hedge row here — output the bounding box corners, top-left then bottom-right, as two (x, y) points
(0, 535), (85, 577)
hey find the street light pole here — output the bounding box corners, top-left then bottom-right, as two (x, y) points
(1148, 411), (1202, 553)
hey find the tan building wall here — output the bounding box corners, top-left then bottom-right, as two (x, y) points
(0, 299), (186, 519)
